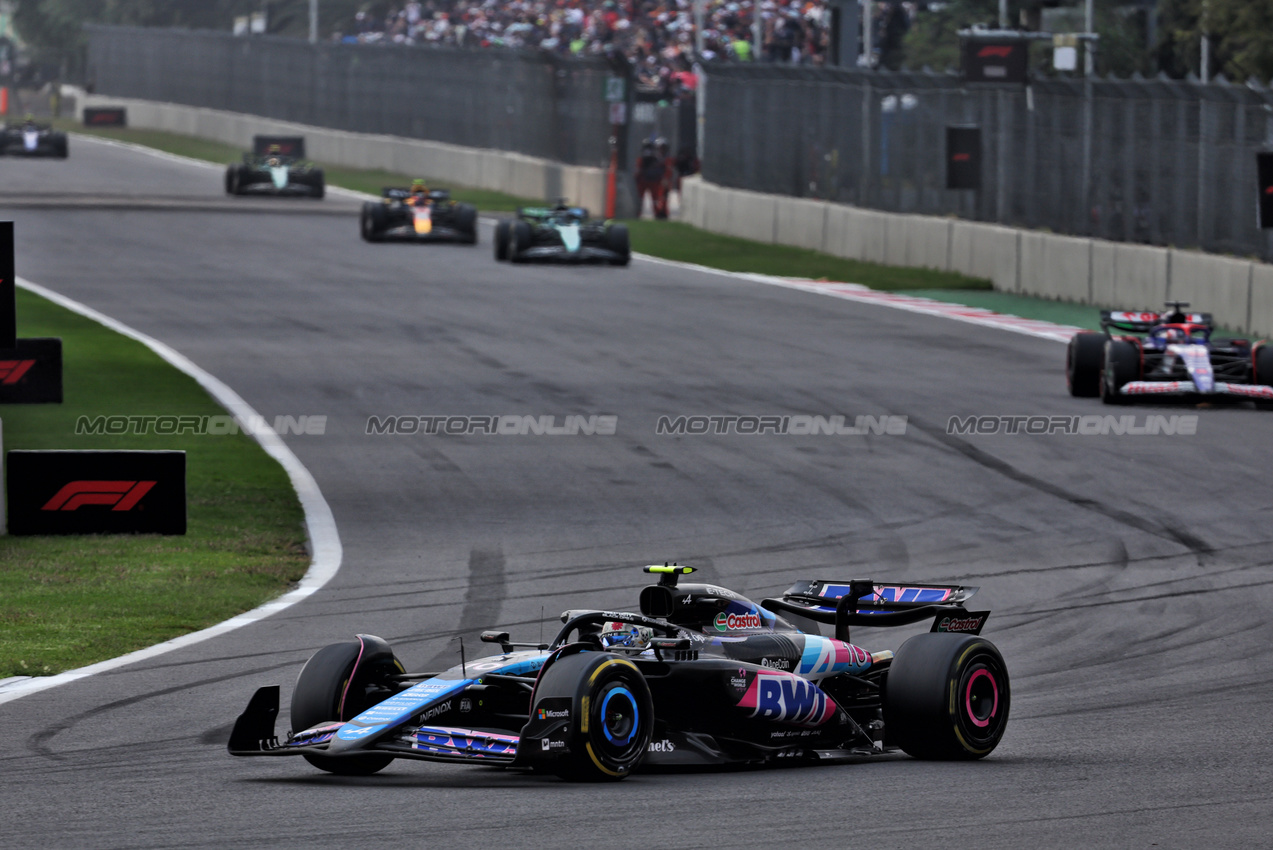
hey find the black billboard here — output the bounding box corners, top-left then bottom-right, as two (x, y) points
(0, 337), (63, 404)
(946, 126), (982, 190)
(1258, 152), (1273, 229)
(962, 39), (1029, 84)
(6, 450), (187, 535)
(83, 107), (128, 127)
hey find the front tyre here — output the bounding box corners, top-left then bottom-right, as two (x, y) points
(1253, 344), (1273, 410)
(1101, 339), (1139, 405)
(605, 223), (631, 266)
(883, 633), (1010, 760)
(290, 637), (402, 775)
(532, 651), (653, 781)
(455, 203), (478, 244)
(494, 220), (511, 260)
(1067, 331), (1105, 397)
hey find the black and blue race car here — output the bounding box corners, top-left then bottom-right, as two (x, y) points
(228, 565), (1009, 780)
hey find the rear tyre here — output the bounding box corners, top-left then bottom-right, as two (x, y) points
(510, 220), (533, 263)
(494, 220), (511, 261)
(1101, 339), (1139, 405)
(310, 171), (326, 199)
(605, 223), (631, 266)
(291, 638), (402, 775)
(1066, 331), (1104, 397)
(883, 633), (1010, 760)
(225, 166), (239, 195)
(53, 135), (68, 159)
(1254, 345), (1273, 410)
(532, 652), (653, 781)
(454, 203), (478, 244)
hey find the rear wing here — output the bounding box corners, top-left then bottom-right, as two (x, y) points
(253, 135), (306, 158)
(383, 188), (451, 201)
(762, 579), (989, 641)
(1101, 309), (1213, 334)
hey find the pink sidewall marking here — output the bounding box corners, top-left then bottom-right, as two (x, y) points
(337, 636), (368, 720)
(964, 668), (999, 728)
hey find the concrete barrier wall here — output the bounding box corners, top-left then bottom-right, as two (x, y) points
(81, 94), (608, 213)
(680, 175), (1273, 337)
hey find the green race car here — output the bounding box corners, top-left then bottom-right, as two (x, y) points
(494, 201), (630, 266)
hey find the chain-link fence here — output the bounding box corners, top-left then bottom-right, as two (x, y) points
(704, 64), (1273, 260)
(85, 25), (620, 168)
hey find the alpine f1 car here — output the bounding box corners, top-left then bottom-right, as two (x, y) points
(0, 120), (68, 157)
(229, 565), (1009, 780)
(224, 136), (324, 198)
(494, 201), (630, 265)
(1067, 301), (1273, 408)
(360, 185), (478, 243)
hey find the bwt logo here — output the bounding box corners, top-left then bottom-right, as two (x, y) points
(748, 674), (836, 726)
(0, 360), (36, 385)
(41, 480), (156, 512)
(977, 45), (1014, 58)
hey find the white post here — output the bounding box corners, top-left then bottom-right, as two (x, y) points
(694, 0), (705, 59)
(999, 0), (1008, 29)
(1200, 0), (1210, 83)
(1084, 0), (1094, 76)
(309, 0), (318, 44)
(752, 7), (762, 61)
(862, 0), (873, 68)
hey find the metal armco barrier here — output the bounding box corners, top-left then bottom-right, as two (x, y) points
(703, 64), (1273, 261)
(85, 25), (620, 169)
(6, 450), (187, 535)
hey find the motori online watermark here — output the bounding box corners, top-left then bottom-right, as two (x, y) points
(366, 415), (618, 435)
(76, 414), (327, 436)
(655, 415), (908, 436)
(947, 414), (1198, 436)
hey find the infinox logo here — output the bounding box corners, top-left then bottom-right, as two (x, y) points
(714, 611), (763, 631)
(0, 360), (36, 385)
(977, 45), (1014, 58)
(41, 480), (156, 512)
(938, 615), (984, 633)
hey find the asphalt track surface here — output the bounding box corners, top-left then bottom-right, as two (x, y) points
(3, 136), (1273, 849)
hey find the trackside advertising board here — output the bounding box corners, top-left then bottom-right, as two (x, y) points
(0, 337), (63, 404)
(83, 107), (128, 127)
(6, 450), (186, 535)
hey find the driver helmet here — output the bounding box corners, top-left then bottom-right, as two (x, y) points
(599, 621), (653, 650)
(1162, 326), (1187, 344)
(266, 144), (282, 166)
(411, 179), (429, 195)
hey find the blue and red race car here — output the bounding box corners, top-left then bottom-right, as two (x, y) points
(229, 565), (1009, 780)
(1067, 301), (1273, 407)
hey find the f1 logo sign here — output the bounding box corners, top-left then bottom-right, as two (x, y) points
(6, 450), (185, 535)
(0, 359), (35, 384)
(977, 46), (1013, 58)
(42, 480), (157, 512)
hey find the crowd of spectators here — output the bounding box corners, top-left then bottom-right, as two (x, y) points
(335, 1), (916, 96)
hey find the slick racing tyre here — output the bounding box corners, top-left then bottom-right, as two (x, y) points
(309, 171), (326, 199)
(52, 134), (68, 159)
(494, 220), (511, 260)
(225, 166), (240, 195)
(883, 633), (1009, 760)
(510, 220), (533, 263)
(361, 203), (386, 242)
(533, 651), (653, 781)
(455, 203), (478, 244)
(290, 637), (403, 775)
(605, 223), (631, 266)
(1066, 331), (1105, 397)
(1253, 344), (1273, 410)
(1101, 339), (1140, 405)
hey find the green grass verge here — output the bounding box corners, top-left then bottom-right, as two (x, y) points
(1, 288), (309, 677)
(60, 119), (989, 291)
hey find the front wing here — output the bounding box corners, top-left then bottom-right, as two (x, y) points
(1120, 381), (1273, 400)
(515, 244), (622, 263)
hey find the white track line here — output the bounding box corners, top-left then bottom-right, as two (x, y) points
(0, 278), (343, 706)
